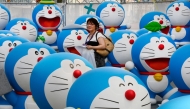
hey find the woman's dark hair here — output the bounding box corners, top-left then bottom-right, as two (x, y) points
(87, 18), (99, 30)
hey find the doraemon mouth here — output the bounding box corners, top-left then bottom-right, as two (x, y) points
(144, 58), (170, 70)
(38, 16), (61, 28)
(160, 26), (170, 34)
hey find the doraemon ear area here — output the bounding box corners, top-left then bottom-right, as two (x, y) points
(144, 21), (163, 32)
(40, 0), (55, 4)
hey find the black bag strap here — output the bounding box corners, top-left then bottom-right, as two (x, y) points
(95, 32), (112, 42)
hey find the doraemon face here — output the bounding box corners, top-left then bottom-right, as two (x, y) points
(0, 4), (11, 30)
(166, 1), (190, 26)
(5, 18), (38, 42)
(74, 14), (105, 33)
(96, 1), (125, 26)
(108, 30), (138, 65)
(139, 11), (171, 34)
(132, 32), (177, 72)
(30, 53), (93, 109)
(4, 42), (56, 92)
(67, 67), (150, 109)
(0, 36), (29, 70)
(0, 30), (17, 36)
(32, 4), (62, 30)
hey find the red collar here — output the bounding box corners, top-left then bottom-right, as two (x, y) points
(140, 72), (169, 75)
(178, 89), (190, 93)
(112, 64), (125, 67)
(16, 91), (32, 95)
(38, 29), (58, 32)
(171, 26), (190, 28)
(105, 26), (120, 29)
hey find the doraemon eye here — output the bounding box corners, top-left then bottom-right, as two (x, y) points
(39, 48), (50, 56)
(43, 5), (48, 10)
(156, 40), (159, 43)
(119, 83), (125, 87)
(78, 30), (84, 34)
(128, 83), (133, 86)
(107, 3), (112, 7)
(13, 41), (22, 47)
(124, 76), (139, 91)
(6, 33), (13, 36)
(127, 35), (130, 39)
(35, 51), (39, 55)
(40, 51), (44, 55)
(76, 64), (81, 66)
(70, 63), (74, 69)
(8, 42), (12, 47)
(112, 3), (118, 7)
(161, 40), (164, 43)
(150, 37), (160, 43)
(17, 21), (22, 24)
(154, 15), (160, 21)
(27, 48), (39, 55)
(75, 32), (78, 35)
(179, 3), (184, 6)
(2, 41), (12, 47)
(71, 30), (77, 35)
(130, 33), (137, 39)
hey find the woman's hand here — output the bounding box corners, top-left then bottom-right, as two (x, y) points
(86, 45), (93, 50)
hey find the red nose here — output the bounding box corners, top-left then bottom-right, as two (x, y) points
(9, 48), (13, 52)
(159, 20), (163, 24)
(158, 44), (164, 50)
(125, 90), (136, 100)
(175, 7), (179, 11)
(48, 10), (52, 14)
(22, 26), (26, 30)
(73, 70), (82, 78)
(37, 57), (43, 62)
(112, 8), (115, 12)
(129, 39), (134, 44)
(77, 36), (81, 40)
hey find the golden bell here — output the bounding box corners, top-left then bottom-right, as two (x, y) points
(153, 73), (163, 81)
(110, 27), (116, 33)
(175, 27), (181, 32)
(46, 30), (53, 36)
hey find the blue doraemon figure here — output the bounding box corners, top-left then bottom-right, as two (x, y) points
(125, 22), (178, 104)
(136, 28), (150, 36)
(30, 52), (93, 109)
(0, 4), (11, 30)
(0, 30), (17, 36)
(108, 30), (138, 68)
(96, 1), (131, 36)
(5, 18), (38, 42)
(139, 11), (171, 35)
(57, 24), (88, 55)
(67, 67), (151, 109)
(75, 14), (105, 33)
(4, 42), (56, 109)
(166, 0), (190, 46)
(32, 0), (63, 49)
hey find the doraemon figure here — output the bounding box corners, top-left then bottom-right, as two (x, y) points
(108, 30), (138, 68)
(166, 0), (190, 46)
(57, 24), (88, 55)
(4, 42), (56, 109)
(139, 11), (171, 35)
(32, 0), (63, 49)
(0, 4), (11, 30)
(96, 1), (131, 36)
(5, 18), (38, 42)
(136, 28), (150, 36)
(125, 22), (178, 104)
(30, 52), (93, 109)
(74, 14), (105, 33)
(67, 67), (151, 109)
(0, 30), (17, 36)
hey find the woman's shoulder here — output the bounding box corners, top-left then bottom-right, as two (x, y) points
(96, 32), (104, 38)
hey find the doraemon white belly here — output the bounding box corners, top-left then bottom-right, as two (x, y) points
(42, 31), (57, 44)
(25, 95), (39, 109)
(147, 75), (168, 93)
(105, 28), (118, 36)
(171, 28), (186, 40)
(181, 57), (190, 89)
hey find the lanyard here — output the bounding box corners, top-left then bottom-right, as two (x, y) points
(85, 31), (96, 44)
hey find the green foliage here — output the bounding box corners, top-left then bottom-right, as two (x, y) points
(144, 21), (162, 32)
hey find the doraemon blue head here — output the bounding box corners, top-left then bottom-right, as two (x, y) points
(108, 30), (138, 67)
(32, 3), (62, 30)
(158, 95), (190, 109)
(136, 28), (150, 36)
(166, 0), (190, 26)
(169, 44), (190, 93)
(57, 24), (88, 54)
(0, 4), (11, 30)
(96, 1), (125, 27)
(5, 18), (38, 42)
(30, 52), (93, 109)
(74, 14), (105, 33)
(131, 32), (177, 72)
(4, 42), (56, 94)
(0, 36), (29, 70)
(67, 67), (151, 109)
(0, 30), (17, 36)
(139, 11), (171, 35)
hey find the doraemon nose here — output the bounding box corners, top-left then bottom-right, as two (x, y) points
(125, 90), (136, 100)
(175, 7), (179, 11)
(112, 8), (115, 12)
(48, 10), (52, 14)
(73, 70), (82, 78)
(9, 48), (13, 52)
(158, 44), (164, 50)
(159, 20), (163, 24)
(129, 39), (134, 44)
(22, 26), (26, 30)
(77, 36), (81, 40)
(37, 57), (43, 62)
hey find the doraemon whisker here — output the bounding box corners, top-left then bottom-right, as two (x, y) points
(102, 15), (109, 18)
(118, 43), (126, 46)
(168, 55), (172, 56)
(116, 50), (126, 52)
(182, 14), (189, 16)
(0, 61), (5, 62)
(99, 97), (119, 103)
(168, 10), (173, 12)
(0, 53), (5, 55)
(182, 9), (189, 11)
(118, 10), (123, 12)
(141, 102), (151, 107)
(101, 13), (109, 14)
(185, 67), (190, 68)
(144, 47), (155, 51)
(16, 67), (33, 69)
(186, 72), (190, 74)
(51, 88), (69, 92)
(141, 52), (155, 54)
(29, 28), (35, 31)
(118, 15), (123, 17)
(29, 31), (36, 33)
(0, 12), (6, 15)
(182, 12), (190, 13)
(103, 10), (109, 12)
(0, 15), (8, 17)
(141, 93), (148, 101)
(141, 55), (155, 59)
(0, 18), (8, 20)
(168, 51), (175, 53)
(18, 72), (31, 75)
(12, 28), (19, 31)
(66, 38), (74, 41)
(48, 83), (68, 85)
(20, 61), (33, 66)
(52, 76), (68, 81)
(29, 34), (36, 36)
(118, 13), (124, 14)
(0, 57), (5, 59)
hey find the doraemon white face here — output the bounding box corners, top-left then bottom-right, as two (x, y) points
(167, 2), (190, 25)
(44, 59), (92, 109)
(14, 48), (51, 92)
(90, 76), (150, 109)
(0, 33), (14, 36)
(181, 57), (190, 89)
(0, 40), (22, 69)
(140, 37), (176, 72)
(36, 5), (62, 30)
(100, 3), (124, 26)
(113, 33), (137, 64)
(10, 21), (37, 42)
(0, 6), (9, 30)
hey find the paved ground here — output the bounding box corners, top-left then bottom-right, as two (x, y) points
(152, 104), (159, 109)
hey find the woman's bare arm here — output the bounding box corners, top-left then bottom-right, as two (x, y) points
(87, 37), (106, 50)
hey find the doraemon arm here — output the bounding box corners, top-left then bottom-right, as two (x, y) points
(4, 91), (18, 106)
(125, 61), (140, 77)
(119, 24), (131, 29)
